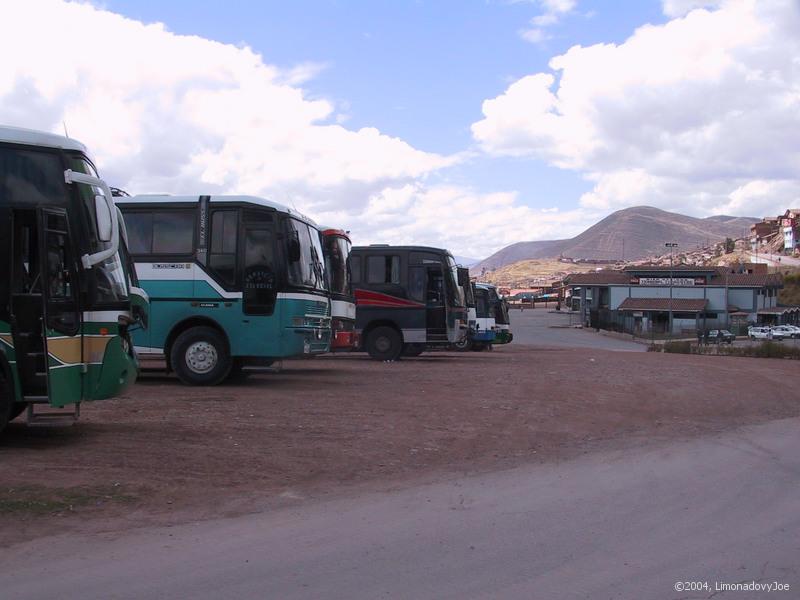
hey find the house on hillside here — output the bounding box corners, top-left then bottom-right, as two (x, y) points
(750, 218), (780, 252)
(566, 265), (794, 336)
(780, 209), (800, 254)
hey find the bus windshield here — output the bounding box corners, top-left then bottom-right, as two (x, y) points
(68, 154), (129, 305)
(285, 218), (327, 292)
(445, 255), (465, 308)
(323, 234), (352, 297)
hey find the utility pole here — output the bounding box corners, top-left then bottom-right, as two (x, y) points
(665, 242), (678, 337)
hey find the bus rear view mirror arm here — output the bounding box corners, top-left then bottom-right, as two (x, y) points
(64, 169), (119, 268)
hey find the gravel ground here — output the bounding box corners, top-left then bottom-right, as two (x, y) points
(1, 345), (798, 546)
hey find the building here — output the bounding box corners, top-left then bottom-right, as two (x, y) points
(566, 265), (794, 336)
(750, 217), (780, 252)
(780, 209), (800, 254)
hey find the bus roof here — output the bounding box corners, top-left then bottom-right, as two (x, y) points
(118, 194), (319, 228)
(320, 227), (351, 242)
(0, 125), (87, 153)
(352, 244), (452, 256)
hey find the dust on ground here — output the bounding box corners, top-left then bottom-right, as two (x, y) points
(1, 346), (798, 546)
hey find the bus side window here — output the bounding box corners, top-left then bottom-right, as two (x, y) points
(366, 255), (400, 284)
(209, 210), (238, 287)
(153, 211), (194, 255)
(408, 267), (425, 302)
(350, 255), (361, 284)
(124, 211), (154, 255)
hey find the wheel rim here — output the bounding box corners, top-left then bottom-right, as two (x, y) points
(185, 341), (218, 374)
(374, 335), (392, 354)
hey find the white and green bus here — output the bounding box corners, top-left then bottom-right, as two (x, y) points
(0, 126), (144, 431)
(117, 195), (332, 385)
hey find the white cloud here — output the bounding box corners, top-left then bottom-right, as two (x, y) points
(661, 0), (723, 18)
(475, 0), (800, 218)
(313, 183), (596, 258)
(520, 0), (576, 44)
(0, 0), (455, 210)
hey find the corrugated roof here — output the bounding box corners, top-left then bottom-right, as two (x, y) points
(618, 298), (708, 312)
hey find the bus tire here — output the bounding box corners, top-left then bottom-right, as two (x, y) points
(366, 326), (403, 361)
(402, 343), (425, 357)
(0, 372), (12, 432)
(453, 337), (473, 352)
(171, 326), (232, 386)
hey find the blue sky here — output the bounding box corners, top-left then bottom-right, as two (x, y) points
(103, 0), (666, 214)
(7, 0), (795, 258)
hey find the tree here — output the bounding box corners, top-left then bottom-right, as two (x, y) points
(724, 237), (736, 254)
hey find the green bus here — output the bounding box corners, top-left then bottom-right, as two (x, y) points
(0, 126), (144, 431)
(117, 195), (332, 385)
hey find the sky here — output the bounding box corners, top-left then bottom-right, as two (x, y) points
(2, 0), (798, 259)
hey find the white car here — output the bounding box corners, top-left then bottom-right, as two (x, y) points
(772, 325), (800, 339)
(748, 326), (782, 340)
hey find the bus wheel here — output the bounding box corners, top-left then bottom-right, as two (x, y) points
(366, 327), (403, 361)
(171, 326), (232, 386)
(0, 373), (12, 432)
(453, 337), (473, 352)
(402, 343), (426, 357)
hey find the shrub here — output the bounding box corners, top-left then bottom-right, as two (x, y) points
(662, 341), (692, 354)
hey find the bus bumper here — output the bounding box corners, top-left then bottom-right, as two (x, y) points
(331, 330), (359, 351)
(290, 326), (331, 354)
(472, 330), (496, 342)
(495, 330), (513, 344)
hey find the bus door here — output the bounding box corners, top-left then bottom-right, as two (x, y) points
(10, 208), (82, 407)
(239, 217), (279, 351)
(425, 267), (447, 340)
(39, 208), (83, 406)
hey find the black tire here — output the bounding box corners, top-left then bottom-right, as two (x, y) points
(170, 326), (232, 386)
(226, 360), (250, 382)
(366, 326), (403, 361)
(402, 343), (426, 357)
(0, 374), (12, 433)
(453, 337), (473, 352)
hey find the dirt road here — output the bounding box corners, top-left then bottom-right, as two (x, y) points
(4, 417), (799, 600)
(1, 347), (798, 546)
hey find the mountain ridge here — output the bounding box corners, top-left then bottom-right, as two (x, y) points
(474, 206), (757, 272)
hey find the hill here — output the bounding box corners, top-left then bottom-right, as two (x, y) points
(474, 206), (757, 271)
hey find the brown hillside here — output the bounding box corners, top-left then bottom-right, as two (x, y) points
(475, 206), (757, 271)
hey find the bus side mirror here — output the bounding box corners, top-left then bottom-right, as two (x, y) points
(457, 267), (469, 286)
(95, 194), (113, 242)
(288, 232), (301, 262)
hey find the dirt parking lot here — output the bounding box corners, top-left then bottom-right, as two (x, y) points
(1, 346), (799, 546)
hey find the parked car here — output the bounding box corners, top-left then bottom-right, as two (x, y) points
(748, 326), (785, 341)
(772, 325), (800, 339)
(708, 329), (735, 344)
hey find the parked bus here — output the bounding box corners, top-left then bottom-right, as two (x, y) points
(351, 245), (468, 361)
(320, 227), (358, 351)
(0, 126), (143, 431)
(456, 282), (498, 351)
(117, 195), (331, 385)
(453, 270), (479, 351)
(478, 283), (512, 344)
